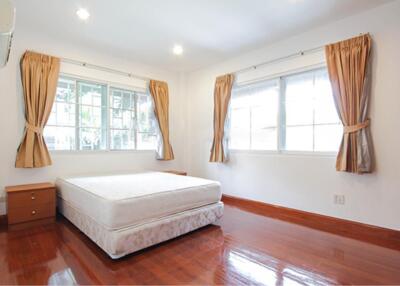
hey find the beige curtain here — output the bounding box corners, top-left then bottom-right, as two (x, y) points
(15, 51), (60, 168)
(210, 74), (234, 163)
(149, 80), (174, 160)
(325, 34), (373, 173)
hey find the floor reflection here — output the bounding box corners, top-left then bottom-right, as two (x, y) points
(228, 250), (278, 285)
(1, 205), (400, 285)
(225, 246), (338, 286)
(48, 268), (77, 285)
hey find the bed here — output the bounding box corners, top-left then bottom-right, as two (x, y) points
(55, 172), (223, 259)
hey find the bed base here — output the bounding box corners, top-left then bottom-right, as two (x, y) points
(58, 198), (224, 259)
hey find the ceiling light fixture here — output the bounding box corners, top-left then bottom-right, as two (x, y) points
(76, 8), (90, 21)
(173, 44), (183, 55)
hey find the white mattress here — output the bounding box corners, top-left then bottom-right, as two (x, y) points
(56, 172), (221, 230)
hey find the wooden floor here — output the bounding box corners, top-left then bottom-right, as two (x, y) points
(1, 203), (400, 285)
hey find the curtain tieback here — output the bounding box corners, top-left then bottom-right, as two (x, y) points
(214, 133), (224, 141)
(343, 119), (370, 134)
(25, 123), (43, 134)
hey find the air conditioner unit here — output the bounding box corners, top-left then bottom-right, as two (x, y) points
(0, 0), (15, 68)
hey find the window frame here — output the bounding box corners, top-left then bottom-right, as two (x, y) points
(228, 65), (341, 157)
(46, 73), (157, 153)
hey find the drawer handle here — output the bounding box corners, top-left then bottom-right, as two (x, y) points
(31, 210), (36, 215)
(31, 196), (36, 200)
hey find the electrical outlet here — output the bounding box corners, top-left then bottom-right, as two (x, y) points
(334, 194), (345, 205)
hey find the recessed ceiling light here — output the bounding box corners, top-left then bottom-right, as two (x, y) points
(173, 45), (183, 55)
(76, 8), (90, 21)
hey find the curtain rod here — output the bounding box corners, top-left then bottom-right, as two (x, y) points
(61, 33), (367, 80)
(234, 46), (324, 75)
(234, 33), (367, 75)
(60, 57), (151, 82)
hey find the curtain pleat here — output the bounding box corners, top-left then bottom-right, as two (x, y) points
(149, 80), (174, 160)
(325, 34), (374, 173)
(210, 74), (234, 163)
(15, 51), (60, 168)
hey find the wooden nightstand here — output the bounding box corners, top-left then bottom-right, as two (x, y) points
(163, 170), (187, 176)
(5, 183), (56, 227)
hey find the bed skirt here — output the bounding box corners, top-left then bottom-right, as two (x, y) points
(58, 197), (224, 259)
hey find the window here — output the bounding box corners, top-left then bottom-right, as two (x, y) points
(283, 69), (342, 152)
(44, 76), (157, 151)
(229, 68), (342, 153)
(230, 80), (279, 150)
(109, 87), (157, 150)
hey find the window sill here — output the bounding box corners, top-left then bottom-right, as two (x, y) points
(229, 149), (337, 157)
(49, 149), (156, 155)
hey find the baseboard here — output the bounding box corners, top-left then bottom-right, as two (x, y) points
(0, 197), (5, 216)
(0, 215), (7, 226)
(222, 194), (400, 251)
(0, 197), (6, 225)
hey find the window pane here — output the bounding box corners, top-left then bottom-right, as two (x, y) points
(44, 126), (75, 150)
(56, 103), (75, 126)
(47, 109), (56, 125)
(111, 108), (123, 129)
(229, 108), (250, 149)
(285, 72), (314, 125)
(45, 77), (77, 150)
(79, 106), (105, 128)
(122, 92), (133, 109)
(230, 93), (252, 109)
(230, 79), (279, 150)
(314, 71), (340, 124)
(77, 81), (107, 150)
(78, 81), (107, 107)
(79, 128), (106, 150)
(109, 88), (156, 151)
(252, 128), (277, 150)
(251, 106), (277, 150)
(111, 129), (135, 150)
(48, 102), (75, 126)
(283, 68), (341, 152)
(112, 90), (122, 109)
(56, 78), (76, 103)
(110, 88), (134, 110)
(286, 125), (313, 151)
(110, 89), (135, 130)
(251, 92), (278, 128)
(137, 133), (157, 150)
(122, 110), (134, 129)
(314, 124), (342, 152)
(137, 94), (157, 133)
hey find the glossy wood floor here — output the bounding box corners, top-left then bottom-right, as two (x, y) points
(1, 203), (400, 285)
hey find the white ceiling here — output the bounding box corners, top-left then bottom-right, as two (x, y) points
(15, 0), (392, 72)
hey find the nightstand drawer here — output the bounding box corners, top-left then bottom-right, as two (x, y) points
(7, 203), (55, 224)
(7, 188), (55, 208)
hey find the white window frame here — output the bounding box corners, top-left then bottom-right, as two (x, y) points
(229, 65), (341, 157)
(46, 73), (157, 153)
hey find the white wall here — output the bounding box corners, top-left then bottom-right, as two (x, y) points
(0, 27), (186, 214)
(1, 1), (400, 231)
(186, 1), (400, 230)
